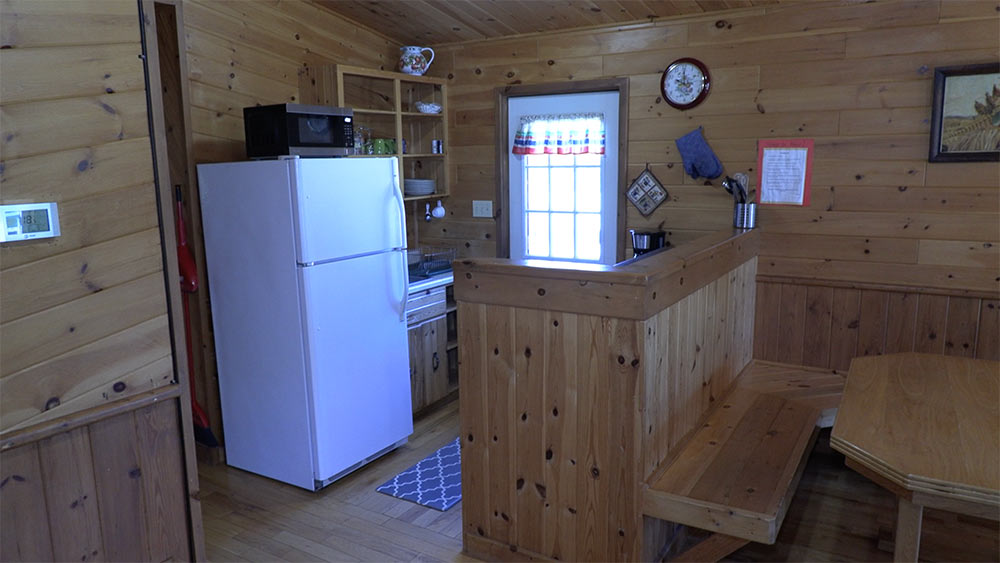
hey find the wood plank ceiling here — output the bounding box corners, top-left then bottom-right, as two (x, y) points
(314, 0), (779, 45)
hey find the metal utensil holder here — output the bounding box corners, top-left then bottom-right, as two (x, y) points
(734, 202), (757, 229)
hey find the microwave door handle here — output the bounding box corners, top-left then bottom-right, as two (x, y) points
(392, 168), (408, 322)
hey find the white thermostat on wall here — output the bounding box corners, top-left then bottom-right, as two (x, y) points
(1, 203), (61, 243)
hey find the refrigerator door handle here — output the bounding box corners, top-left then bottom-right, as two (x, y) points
(397, 248), (408, 322)
(392, 168), (409, 321)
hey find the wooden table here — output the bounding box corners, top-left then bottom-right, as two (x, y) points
(831, 353), (999, 562)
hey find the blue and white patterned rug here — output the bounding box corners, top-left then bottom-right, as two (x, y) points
(376, 437), (461, 511)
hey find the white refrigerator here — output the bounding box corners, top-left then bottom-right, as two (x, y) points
(197, 156), (412, 491)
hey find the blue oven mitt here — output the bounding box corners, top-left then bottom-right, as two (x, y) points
(674, 127), (722, 180)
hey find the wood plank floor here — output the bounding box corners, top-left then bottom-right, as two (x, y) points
(200, 398), (998, 562)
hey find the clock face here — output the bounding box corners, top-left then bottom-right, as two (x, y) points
(661, 58), (710, 110)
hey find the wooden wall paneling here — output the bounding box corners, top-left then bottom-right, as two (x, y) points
(643, 306), (668, 481)
(0, 228), (165, 324)
(513, 307), (545, 554)
(943, 297), (980, 358)
(184, 29), (301, 91)
(459, 302), (490, 541)
(939, 0), (1000, 21)
(810, 158), (925, 186)
(884, 292), (919, 354)
(761, 233), (918, 265)
(727, 264), (742, 379)
(856, 290), (889, 358)
(776, 284), (807, 365)
(0, 0), (139, 48)
(575, 313), (608, 561)
(36, 428), (102, 562)
(754, 282), (781, 361)
(918, 240), (1000, 270)
(602, 32), (847, 77)
(0, 184), (160, 270)
(608, 317), (642, 560)
(711, 271), (732, 405)
(758, 257), (999, 297)
(762, 209), (998, 241)
(976, 300), (999, 361)
(432, 3), (998, 304)
(0, 443), (54, 561)
(914, 294), (950, 354)
(542, 311), (578, 561)
(760, 47), (998, 90)
(1, 315), (171, 432)
(692, 287), (710, 429)
(801, 286), (834, 369)
(88, 411), (150, 561)
(0, 43), (146, 104)
(832, 186), (999, 214)
(740, 259), (758, 374)
(701, 278), (719, 414)
(1, 0), (199, 557)
(688, 0), (940, 43)
(0, 137), (155, 204)
(828, 288), (861, 372)
(844, 19), (998, 58)
(666, 295), (686, 450)
(485, 304), (516, 544)
(1, 90), (152, 160)
(924, 160), (1000, 187)
(1, 272), (167, 377)
(134, 400), (190, 561)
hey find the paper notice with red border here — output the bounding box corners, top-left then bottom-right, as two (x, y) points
(756, 139), (813, 206)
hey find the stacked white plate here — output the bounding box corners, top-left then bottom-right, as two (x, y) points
(404, 178), (435, 196)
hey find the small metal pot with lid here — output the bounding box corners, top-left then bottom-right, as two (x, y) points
(630, 229), (667, 257)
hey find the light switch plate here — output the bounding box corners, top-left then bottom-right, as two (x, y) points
(472, 200), (493, 218)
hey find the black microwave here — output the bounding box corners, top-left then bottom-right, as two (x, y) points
(243, 103), (354, 158)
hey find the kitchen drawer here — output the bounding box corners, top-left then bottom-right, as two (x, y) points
(406, 286), (446, 326)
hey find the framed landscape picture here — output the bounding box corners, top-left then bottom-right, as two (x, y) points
(928, 62), (1000, 162)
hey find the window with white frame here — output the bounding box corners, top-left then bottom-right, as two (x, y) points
(522, 152), (603, 261)
(507, 93), (619, 265)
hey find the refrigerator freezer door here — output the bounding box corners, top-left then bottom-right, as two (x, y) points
(293, 158), (405, 264)
(299, 250), (412, 481)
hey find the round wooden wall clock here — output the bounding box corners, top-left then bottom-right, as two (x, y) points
(661, 58), (711, 110)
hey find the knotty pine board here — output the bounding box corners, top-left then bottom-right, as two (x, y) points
(0, 0), (139, 48)
(754, 281), (1000, 371)
(0, 137), (155, 204)
(1, 396), (191, 562)
(0, 0), (176, 436)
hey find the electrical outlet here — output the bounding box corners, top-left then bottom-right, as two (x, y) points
(472, 200), (493, 218)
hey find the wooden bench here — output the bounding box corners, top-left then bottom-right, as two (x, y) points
(642, 361), (846, 561)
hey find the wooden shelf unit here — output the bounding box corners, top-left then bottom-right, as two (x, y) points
(301, 64), (449, 202)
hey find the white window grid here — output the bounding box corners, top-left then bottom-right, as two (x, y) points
(522, 154), (603, 263)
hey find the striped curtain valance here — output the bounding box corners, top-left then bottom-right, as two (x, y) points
(512, 113), (605, 155)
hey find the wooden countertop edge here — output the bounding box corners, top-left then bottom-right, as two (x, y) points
(454, 228), (759, 319)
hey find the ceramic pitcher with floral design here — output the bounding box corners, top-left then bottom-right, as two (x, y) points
(399, 46), (434, 76)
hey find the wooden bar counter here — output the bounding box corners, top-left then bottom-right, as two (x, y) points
(454, 229), (759, 561)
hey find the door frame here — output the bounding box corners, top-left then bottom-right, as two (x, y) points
(139, 0), (206, 558)
(494, 78), (630, 261)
